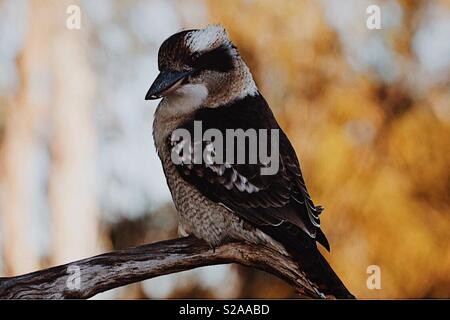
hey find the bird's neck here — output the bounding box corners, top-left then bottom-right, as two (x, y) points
(153, 99), (189, 156)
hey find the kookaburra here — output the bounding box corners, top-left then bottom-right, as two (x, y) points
(146, 25), (353, 299)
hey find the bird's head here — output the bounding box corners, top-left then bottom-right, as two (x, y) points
(146, 25), (257, 110)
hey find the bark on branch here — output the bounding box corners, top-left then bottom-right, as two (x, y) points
(0, 236), (325, 299)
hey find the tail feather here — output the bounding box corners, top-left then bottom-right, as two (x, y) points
(262, 224), (355, 299)
(290, 244), (355, 299)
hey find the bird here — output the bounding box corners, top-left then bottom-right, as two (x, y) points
(146, 25), (354, 299)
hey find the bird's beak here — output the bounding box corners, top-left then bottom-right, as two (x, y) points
(145, 70), (193, 100)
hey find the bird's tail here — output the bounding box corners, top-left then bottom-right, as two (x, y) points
(285, 237), (355, 299)
(263, 223), (354, 299)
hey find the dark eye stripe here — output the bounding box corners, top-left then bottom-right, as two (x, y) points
(192, 45), (234, 72)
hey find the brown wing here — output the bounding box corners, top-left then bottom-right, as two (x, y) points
(171, 93), (329, 250)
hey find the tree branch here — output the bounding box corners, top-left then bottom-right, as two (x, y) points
(0, 236), (325, 299)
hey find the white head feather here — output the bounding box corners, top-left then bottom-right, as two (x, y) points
(186, 25), (230, 53)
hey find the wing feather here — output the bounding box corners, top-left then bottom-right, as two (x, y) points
(171, 93), (329, 250)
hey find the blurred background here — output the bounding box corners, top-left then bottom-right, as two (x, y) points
(0, 0), (449, 299)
